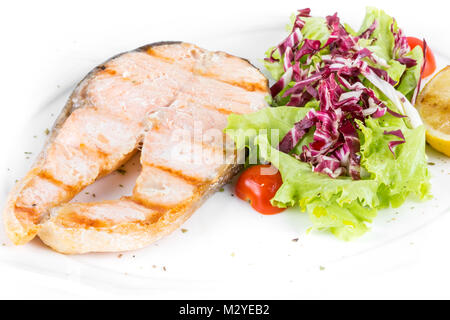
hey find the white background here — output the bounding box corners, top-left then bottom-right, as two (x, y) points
(0, 0), (449, 299)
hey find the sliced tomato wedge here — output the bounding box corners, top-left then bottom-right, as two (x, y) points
(407, 37), (436, 78)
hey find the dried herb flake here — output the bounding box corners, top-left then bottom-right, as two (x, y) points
(117, 169), (127, 175)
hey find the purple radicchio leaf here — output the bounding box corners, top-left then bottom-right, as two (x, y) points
(278, 111), (316, 153)
(384, 129), (406, 157)
(412, 39), (428, 105)
(397, 56), (417, 68)
(359, 19), (378, 39)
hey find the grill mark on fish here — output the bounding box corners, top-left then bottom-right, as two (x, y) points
(54, 201), (164, 229)
(142, 163), (206, 185)
(130, 193), (199, 213)
(198, 104), (235, 115)
(145, 44), (269, 93)
(36, 172), (77, 192)
(145, 48), (177, 64)
(193, 71), (269, 93)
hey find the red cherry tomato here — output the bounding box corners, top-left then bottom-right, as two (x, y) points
(235, 165), (285, 215)
(406, 37), (436, 78)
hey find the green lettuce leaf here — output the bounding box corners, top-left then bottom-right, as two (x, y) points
(358, 118), (431, 208)
(357, 7), (396, 62)
(386, 60), (406, 84)
(397, 46), (424, 100)
(263, 47), (284, 81)
(355, 7), (423, 90)
(286, 15), (331, 45)
(306, 198), (378, 240)
(226, 106), (311, 149)
(301, 17), (331, 46)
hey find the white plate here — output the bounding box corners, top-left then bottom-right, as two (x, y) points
(1, 1), (450, 299)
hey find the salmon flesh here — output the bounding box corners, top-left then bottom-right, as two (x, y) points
(3, 42), (269, 254)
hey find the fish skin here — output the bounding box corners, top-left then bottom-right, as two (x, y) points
(3, 41), (269, 253)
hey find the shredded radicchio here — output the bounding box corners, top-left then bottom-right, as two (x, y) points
(392, 19), (410, 61)
(268, 9), (417, 180)
(412, 39), (428, 105)
(384, 130), (406, 157)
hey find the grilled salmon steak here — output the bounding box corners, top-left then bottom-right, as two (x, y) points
(3, 42), (269, 254)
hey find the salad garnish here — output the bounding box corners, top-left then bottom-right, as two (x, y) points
(226, 7), (431, 240)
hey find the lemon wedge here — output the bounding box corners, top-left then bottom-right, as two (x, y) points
(416, 66), (450, 157)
